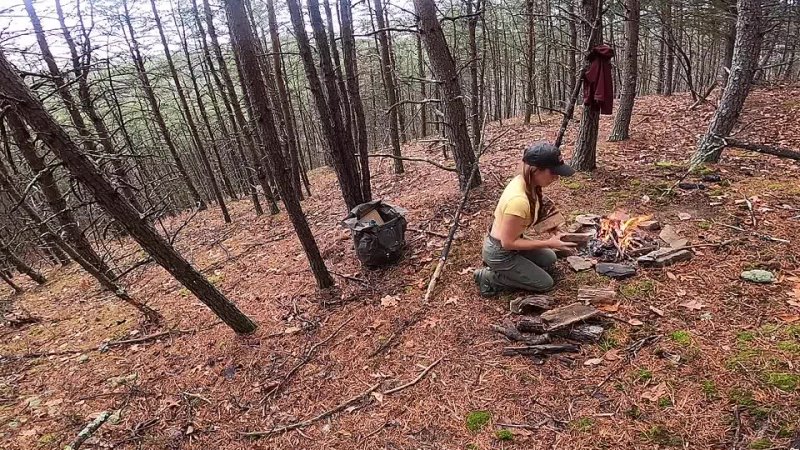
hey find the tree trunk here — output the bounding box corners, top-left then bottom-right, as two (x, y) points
(339, 0), (373, 201)
(6, 111), (113, 275)
(225, 0), (335, 289)
(524, 0), (536, 124)
(468, 0), (482, 144)
(663, 0), (674, 95)
(0, 51), (256, 333)
(287, 0), (365, 210)
(608, 0), (640, 142)
(571, 0), (603, 172)
(691, 0), (762, 164)
(151, 0), (231, 223)
(267, 0), (313, 200)
(417, 34), (428, 137)
(0, 239), (46, 284)
(121, 0), (205, 210)
(372, 0), (405, 174)
(414, 0), (481, 190)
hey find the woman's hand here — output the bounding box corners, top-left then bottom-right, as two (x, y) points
(544, 234), (578, 251)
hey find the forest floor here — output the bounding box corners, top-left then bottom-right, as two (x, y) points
(2, 86), (800, 450)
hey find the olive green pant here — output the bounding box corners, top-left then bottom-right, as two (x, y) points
(475, 235), (557, 296)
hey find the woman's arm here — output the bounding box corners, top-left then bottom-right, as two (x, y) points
(496, 214), (577, 251)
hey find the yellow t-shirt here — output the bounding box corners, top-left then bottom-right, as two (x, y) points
(494, 175), (539, 228)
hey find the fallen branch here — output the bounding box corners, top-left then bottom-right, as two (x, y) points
(688, 81), (717, 110)
(241, 382), (380, 438)
(329, 271), (367, 284)
(65, 411), (111, 450)
(383, 357), (442, 395)
(715, 222), (790, 244)
(502, 343), (580, 356)
(1, 349), (87, 360)
(723, 138), (800, 161)
(103, 330), (184, 349)
(360, 153), (456, 172)
(408, 228), (448, 239)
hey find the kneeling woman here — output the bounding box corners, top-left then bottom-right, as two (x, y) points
(474, 142), (577, 296)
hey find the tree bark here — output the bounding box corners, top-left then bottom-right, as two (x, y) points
(0, 51), (257, 332)
(225, 0), (335, 289)
(121, 0), (205, 210)
(662, 0), (674, 95)
(287, 0), (365, 210)
(339, 0), (373, 201)
(571, 0), (603, 172)
(692, 0), (762, 164)
(608, 0), (640, 141)
(414, 0), (481, 190)
(417, 34), (428, 137)
(151, 0), (231, 223)
(373, 0), (405, 174)
(524, 0), (536, 124)
(467, 0), (482, 144)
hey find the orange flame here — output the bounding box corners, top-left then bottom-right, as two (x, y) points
(598, 211), (651, 255)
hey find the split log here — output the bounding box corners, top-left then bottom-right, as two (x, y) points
(516, 317), (546, 334)
(502, 343), (580, 357)
(562, 324), (605, 342)
(509, 295), (552, 314)
(577, 287), (617, 306)
(540, 303), (600, 331)
(532, 212), (565, 233)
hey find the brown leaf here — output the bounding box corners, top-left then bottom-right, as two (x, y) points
(666, 271), (677, 281)
(604, 349), (621, 361)
(678, 212), (692, 221)
(649, 306), (664, 316)
(680, 300), (705, 311)
(584, 357), (603, 366)
(628, 318), (644, 326)
(641, 382), (668, 402)
(778, 314), (800, 323)
(380, 295), (399, 308)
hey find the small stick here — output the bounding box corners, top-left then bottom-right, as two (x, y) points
(104, 330), (184, 348)
(731, 406), (743, 450)
(241, 382), (381, 438)
(742, 195), (757, 228)
(408, 228), (448, 239)
(329, 270), (367, 284)
(360, 153), (456, 172)
(715, 222), (790, 244)
(383, 357), (442, 395)
(265, 317), (354, 398)
(65, 411), (111, 450)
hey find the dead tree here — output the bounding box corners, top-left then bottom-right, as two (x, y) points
(0, 50), (256, 333)
(121, 0), (206, 210)
(691, 0), (763, 164)
(150, 0), (231, 223)
(414, 0), (481, 190)
(467, 0), (483, 146)
(225, 0), (335, 289)
(287, 0), (365, 210)
(570, 0), (603, 171)
(608, 0), (640, 141)
(373, 0), (405, 174)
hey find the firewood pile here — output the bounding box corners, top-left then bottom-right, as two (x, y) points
(492, 295), (607, 363)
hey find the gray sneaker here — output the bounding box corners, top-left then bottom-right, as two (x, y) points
(474, 268), (499, 298)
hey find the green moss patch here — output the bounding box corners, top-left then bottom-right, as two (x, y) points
(466, 410), (491, 432)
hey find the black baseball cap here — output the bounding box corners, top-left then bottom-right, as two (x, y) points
(522, 142), (575, 177)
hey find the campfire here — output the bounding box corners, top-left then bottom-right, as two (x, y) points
(587, 211), (658, 262)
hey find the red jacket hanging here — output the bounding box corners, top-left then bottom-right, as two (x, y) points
(583, 45), (615, 115)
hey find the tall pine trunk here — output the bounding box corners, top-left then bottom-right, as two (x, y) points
(608, 0), (640, 141)
(373, 0), (405, 174)
(414, 0), (481, 190)
(224, 0), (335, 289)
(691, 0), (762, 164)
(571, 0), (603, 172)
(122, 0), (205, 210)
(151, 0), (231, 223)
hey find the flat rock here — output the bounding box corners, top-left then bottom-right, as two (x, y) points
(566, 256), (594, 272)
(540, 303), (600, 331)
(509, 295), (553, 314)
(561, 232), (595, 245)
(740, 269), (775, 284)
(575, 214), (601, 226)
(638, 248), (693, 267)
(595, 263), (637, 279)
(659, 225), (688, 248)
(638, 220), (661, 231)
